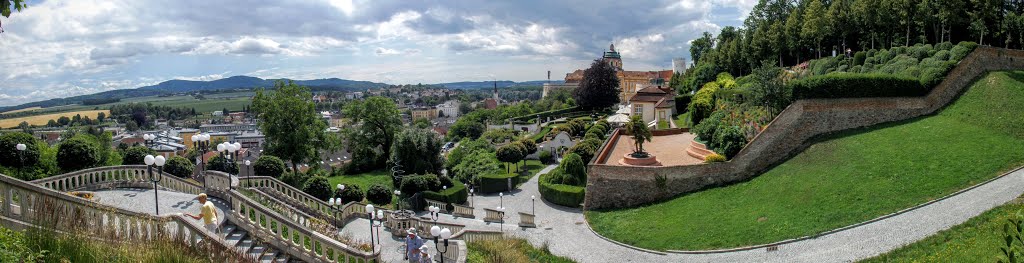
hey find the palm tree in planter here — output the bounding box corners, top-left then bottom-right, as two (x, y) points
(625, 115), (652, 158)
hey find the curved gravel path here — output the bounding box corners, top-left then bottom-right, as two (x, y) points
(84, 166), (1024, 262)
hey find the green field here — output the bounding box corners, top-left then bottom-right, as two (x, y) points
(586, 71), (1024, 251)
(862, 201), (1024, 262)
(9, 94), (253, 120)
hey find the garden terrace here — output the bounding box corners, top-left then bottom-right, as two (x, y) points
(594, 128), (703, 167)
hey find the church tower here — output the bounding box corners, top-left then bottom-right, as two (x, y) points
(602, 43), (623, 70)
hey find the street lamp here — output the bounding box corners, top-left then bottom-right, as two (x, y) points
(143, 133), (155, 147)
(468, 186), (475, 207)
(365, 204), (385, 251)
(428, 205), (441, 227)
(244, 160), (251, 178)
(430, 225), (453, 263)
(496, 206), (506, 232)
(499, 192), (503, 209)
(144, 155), (166, 215)
(15, 143), (26, 179)
(393, 189), (402, 210)
(531, 195), (535, 215)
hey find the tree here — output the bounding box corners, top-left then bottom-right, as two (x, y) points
(413, 118), (432, 129)
(121, 146), (156, 165)
(625, 115), (652, 157)
(0, 132), (39, 169)
(452, 151), (502, 184)
(207, 155), (239, 175)
(0, 0), (27, 33)
(164, 156), (194, 178)
(96, 112), (106, 123)
(57, 136), (100, 172)
(17, 121), (29, 133)
(518, 139), (537, 157)
(253, 155), (286, 178)
(690, 32), (715, 65)
(302, 176), (332, 201)
(366, 184), (392, 205)
(252, 81), (330, 177)
(447, 118), (485, 140)
(57, 116), (70, 126)
(559, 153), (587, 186)
(573, 59), (621, 110)
(46, 119), (57, 127)
(801, 0), (827, 58)
(496, 144), (523, 173)
(125, 121), (139, 131)
(445, 138), (493, 170)
(388, 127), (444, 175)
(342, 96), (402, 171)
(335, 184), (364, 203)
(749, 61), (789, 115)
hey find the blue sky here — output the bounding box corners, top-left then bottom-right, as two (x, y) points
(0, 0), (755, 106)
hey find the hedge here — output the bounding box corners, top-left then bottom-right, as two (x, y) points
(538, 172), (585, 207)
(689, 82), (719, 125)
(509, 107), (580, 122)
(477, 173), (517, 194)
(674, 94), (692, 114)
(790, 73), (927, 99)
(422, 183), (468, 207)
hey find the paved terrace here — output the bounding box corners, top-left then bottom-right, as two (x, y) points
(601, 132), (704, 166)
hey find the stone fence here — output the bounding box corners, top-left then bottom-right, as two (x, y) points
(586, 47), (1024, 209)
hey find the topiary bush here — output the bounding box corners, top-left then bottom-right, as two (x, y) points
(477, 173), (517, 194)
(689, 82), (720, 125)
(366, 184), (392, 205)
(302, 176), (332, 201)
(538, 171), (585, 207)
(790, 73), (926, 99)
(949, 41), (978, 62)
(57, 136), (100, 172)
(164, 156), (193, 178)
(253, 155), (286, 178)
(399, 174), (442, 195)
(335, 184), (364, 204)
(558, 153), (587, 186)
(422, 183), (468, 205)
(853, 51), (867, 66)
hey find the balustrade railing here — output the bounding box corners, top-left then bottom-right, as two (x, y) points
(483, 208), (504, 223)
(425, 198), (449, 213)
(31, 165), (202, 195)
(452, 204), (474, 218)
(518, 212), (536, 227)
(451, 229), (504, 243)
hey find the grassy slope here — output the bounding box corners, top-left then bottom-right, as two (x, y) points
(467, 238), (577, 263)
(862, 202), (1023, 262)
(586, 71), (1024, 251)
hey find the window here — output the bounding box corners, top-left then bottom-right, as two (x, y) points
(659, 110), (666, 120)
(634, 105), (644, 118)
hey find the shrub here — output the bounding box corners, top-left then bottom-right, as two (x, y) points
(919, 59), (957, 88)
(936, 42), (954, 51)
(422, 183), (468, 205)
(57, 136), (100, 172)
(689, 82), (720, 125)
(121, 146), (156, 165)
(853, 51), (867, 66)
(280, 172), (308, 189)
(478, 173), (517, 194)
(366, 184), (392, 205)
(302, 176), (332, 201)
(704, 153), (726, 163)
(164, 156), (193, 178)
(877, 55), (918, 75)
(790, 73), (927, 99)
(713, 125), (747, 158)
(334, 184), (364, 203)
(559, 153), (587, 186)
(693, 111), (725, 142)
(253, 155), (287, 178)
(538, 150), (554, 164)
(207, 155), (239, 175)
(932, 50), (951, 61)
(584, 129), (604, 141)
(949, 41), (978, 62)
(400, 174), (442, 195)
(538, 171), (585, 207)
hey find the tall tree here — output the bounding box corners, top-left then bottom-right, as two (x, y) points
(343, 96), (402, 170)
(388, 127), (443, 175)
(801, 0), (827, 58)
(690, 32), (716, 65)
(573, 59), (621, 110)
(252, 81), (330, 176)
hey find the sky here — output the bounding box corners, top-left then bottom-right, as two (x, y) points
(0, 0), (756, 107)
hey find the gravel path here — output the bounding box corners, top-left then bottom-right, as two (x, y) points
(86, 165), (1024, 263)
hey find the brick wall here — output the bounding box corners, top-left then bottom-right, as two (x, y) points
(585, 47), (1024, 209)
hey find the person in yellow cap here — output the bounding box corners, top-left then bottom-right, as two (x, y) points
(185, 193), (219, 234)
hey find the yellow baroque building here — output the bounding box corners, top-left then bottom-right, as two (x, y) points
(564, 44), (673, 103)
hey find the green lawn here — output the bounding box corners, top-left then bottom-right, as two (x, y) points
(673, 112), (691, 128)
(517, 160), (545, 187)
(657, 120), (670, 129)
(326, 169), (392, 195)
(862, 201), (1024, 262)
(586, 71), (1024, 251)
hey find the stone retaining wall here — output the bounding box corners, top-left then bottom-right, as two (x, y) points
(585, 47), (1024, 209)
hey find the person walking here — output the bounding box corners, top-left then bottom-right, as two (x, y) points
(406, 228), (425, 263)
(185, 193), (219, 235)
(418, 244), (432, 263)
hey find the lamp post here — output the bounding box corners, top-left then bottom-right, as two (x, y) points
(531, 195), (535, 215)
(393, 189), (402, 211)
(244, 160), (251, 178)
(430, 225), (452, 263)
(143, 133), (155, 147)
(15, 143), (26, 179)
(428, 205), (441, 228)
(144, 155), (166, 215)
(497, 206), (506, 232)
(468, 186), (475, 207)
(365, 204), (384, 251)
(499, 192), (503, 209)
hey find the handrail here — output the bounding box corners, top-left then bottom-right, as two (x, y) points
(226, 189), (379, 262)
(238, 176), (342, 219)
(31, 165), (203, 195)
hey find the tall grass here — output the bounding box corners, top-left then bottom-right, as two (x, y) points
(466, 238), (576, 263)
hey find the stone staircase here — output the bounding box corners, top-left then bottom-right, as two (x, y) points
(685, 139), (716, 161)
(219, 221), (298, 263)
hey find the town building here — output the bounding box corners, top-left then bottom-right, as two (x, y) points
(199, 123), (258, 133)
(564, 44), (674, 103)
(411, 107), (439, 120)
(436, 100), (459, 118)
(628, 85), (676, 124)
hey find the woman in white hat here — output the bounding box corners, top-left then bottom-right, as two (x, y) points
(419, 244), (432, 263)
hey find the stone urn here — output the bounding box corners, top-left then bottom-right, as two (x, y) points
(619, 152), (662, 166)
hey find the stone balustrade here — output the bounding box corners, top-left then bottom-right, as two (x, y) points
(434, 239), (464, 263)
(425, 198), (449, 213)
(518, 212), (536, 228)
(483, 208), (505, 223)
(451, 229), (504, 243)
(452, 204), (474, 218)
(228, 189), (379, 262)
(238, 177), (344, 221)
(31, 165), (202, 195)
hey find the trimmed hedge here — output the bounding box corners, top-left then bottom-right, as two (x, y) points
(790, 73), (927, 99)
(689, 82), (719, 125)
(399, 174), (442, 195)
(477, 173), (517, 194)
(422, 183), (468, 206)
(538, 171), (585, 207)
(509, 107), (579, 122)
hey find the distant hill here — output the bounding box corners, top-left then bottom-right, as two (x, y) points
(435, 80), (561, 89)
(0, 76), (388, 112)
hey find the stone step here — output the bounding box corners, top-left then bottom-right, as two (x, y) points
(235, 238), (255, 254)
(273, 253), (290, 263)
(258, 248), (279, 263)
(248, 242), (269, 259)
(224, 228), (248, 247)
